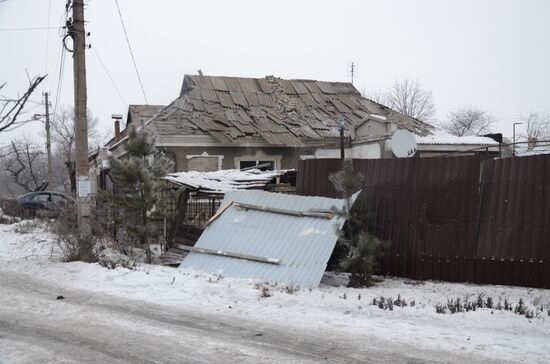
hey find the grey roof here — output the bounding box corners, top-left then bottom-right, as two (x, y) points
(105, 104), (165, 148)
(145, 74), (433, 147)
(180, 190), (358, 287)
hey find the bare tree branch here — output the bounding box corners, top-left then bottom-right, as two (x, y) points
(442, 108), (496, 136)
(519, 112), (550, 148)
(0, 75), (47, 133)
(51, 106), (99, 193)
(2, 138), (47, 192)
(371, 79), (436, 121)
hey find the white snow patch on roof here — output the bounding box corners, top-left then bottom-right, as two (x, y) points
(416, 131), (498, 146)
(163, 169), (290, 194)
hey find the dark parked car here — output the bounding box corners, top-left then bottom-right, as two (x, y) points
(2, 191), (75, 218)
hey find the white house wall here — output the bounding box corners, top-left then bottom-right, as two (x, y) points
(313, 143), (381, 159)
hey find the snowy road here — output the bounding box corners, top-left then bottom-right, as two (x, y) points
(0, 271), (486, 364)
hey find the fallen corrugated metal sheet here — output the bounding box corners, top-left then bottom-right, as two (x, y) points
(180, 190), (358, 287)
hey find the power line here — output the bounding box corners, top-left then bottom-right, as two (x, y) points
(114, 0), (149, 104)
(43, 0), (53, 92)
(52, 2), (71, 115)
(91, 45), (128, 107)
(0, 26), (62, 32)
(53, 42), (67, 115)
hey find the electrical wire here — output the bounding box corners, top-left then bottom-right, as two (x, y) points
(0, 27), (62, 32)
(113, 0), (149, 104)
(43, 0), (53, 93)
(52, 2), (71, 116)
(91, 45), (128, 107)
(53, 46), (67, 115)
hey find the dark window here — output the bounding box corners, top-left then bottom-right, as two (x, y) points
(239, 160), (275, 171)
(34, 193), (51, 202)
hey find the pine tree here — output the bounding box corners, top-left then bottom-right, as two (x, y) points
(329, 159), (389, 287)
(105, 126), (173, 262)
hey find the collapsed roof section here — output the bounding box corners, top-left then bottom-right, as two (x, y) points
(180, 190), (360, 287)
(145, 74), (433, 148)
(163, 169), (290, 194)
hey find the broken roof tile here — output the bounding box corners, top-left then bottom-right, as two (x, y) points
(201, 89), (218, 103)
(217, 92), (236, 108)
(330, 98), (352, 113)
(210, 77), (228, 92)
(290, 81), (309, 94)
(315, 81), (338, 94)
(244, 93), (260, 107)
(238, 78), (259, 93)
(279, 79), (297, 94)
(257, 78), (274, 94)
(224, 77), (242, 92)
(258, 93), (275, 107)
(230, 91), (249, 108)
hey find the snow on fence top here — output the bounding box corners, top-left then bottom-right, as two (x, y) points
(163, 169), (290, 194)
(416, 132), (499, 146)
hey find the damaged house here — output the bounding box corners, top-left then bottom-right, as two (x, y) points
(104, 74), (438, 174)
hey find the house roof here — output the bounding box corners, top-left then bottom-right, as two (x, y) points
(126, 104), (165, 126)
(142, 74), (434, 148)
(105, 105), (165, 148)
(180, 190), (359, 287)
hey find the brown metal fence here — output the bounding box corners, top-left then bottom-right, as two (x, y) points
(296, 154), (550, 288)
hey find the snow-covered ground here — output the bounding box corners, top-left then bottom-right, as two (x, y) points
(1, 218), (549, 363)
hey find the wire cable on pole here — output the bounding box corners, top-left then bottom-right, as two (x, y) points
(114, 0), (149, 104)
(43, 0), (53, 92)
(0, 27), (62, 32)
(91, 45), (128, 107)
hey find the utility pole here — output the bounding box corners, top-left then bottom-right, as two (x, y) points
(43, 92), (53, 188)
(70, 0), (93, 261)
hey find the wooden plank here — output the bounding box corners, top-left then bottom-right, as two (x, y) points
(204, 201), (233, 227)
(179, 245), (282, 265)
(233, 202), (333, 219)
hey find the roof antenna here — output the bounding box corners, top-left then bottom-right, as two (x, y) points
(197, 69), (204, 76)
(348, 61), (356, 85)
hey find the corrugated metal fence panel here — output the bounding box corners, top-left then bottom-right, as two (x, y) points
(297, 155), (550, 288)
(477, 154), (550, 287)
(297, 159), (342, 198)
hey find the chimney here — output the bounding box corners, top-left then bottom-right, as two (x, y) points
(197, 69), (203, 76)
(111, 114), (123, 142)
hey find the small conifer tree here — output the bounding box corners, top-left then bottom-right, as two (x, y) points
(329, 159), (389, 287)
(105, 125), (173, 262)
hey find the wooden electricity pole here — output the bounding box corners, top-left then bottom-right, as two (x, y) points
(43, 92), (53, 188)
(71, 0), (93, 261)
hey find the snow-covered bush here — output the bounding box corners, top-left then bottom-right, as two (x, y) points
(52, 203), (99, 262)
(434, 295), (546, 320)
(329, 160), (389, 287)
(372, 294), (415, 310)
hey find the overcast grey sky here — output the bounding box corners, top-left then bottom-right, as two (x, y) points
(1, 0), (549, 145)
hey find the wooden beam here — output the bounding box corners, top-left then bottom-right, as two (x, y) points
(233, 202), (333, 219)
(178, 245), (282, 265)
(204, 200), (233, 227)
